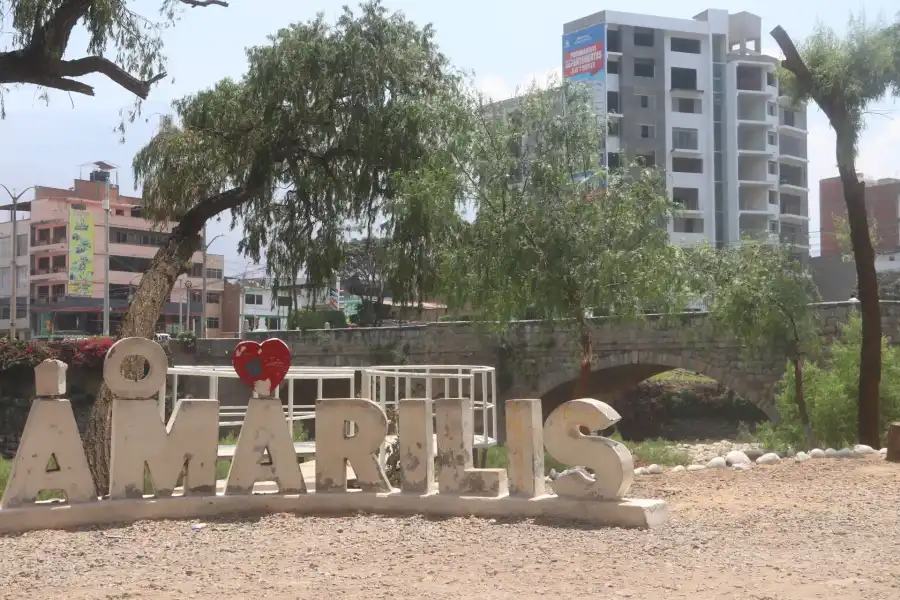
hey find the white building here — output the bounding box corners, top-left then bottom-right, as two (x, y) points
(0, 212), (31, 336)
(237, 278), (333, 333)
(562, 9), (809, 253)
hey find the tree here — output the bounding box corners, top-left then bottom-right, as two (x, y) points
(437, 82), (702, 396)
(0, 0), (228, 117)
(341, 237), (389, 325)
(700, 241), (821, 448)
(82, 0), (464, 491)
(772, 15), (900, 447)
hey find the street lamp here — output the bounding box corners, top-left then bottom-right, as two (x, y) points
(1, 184), (35, 339)
(184, 280), (193, 335)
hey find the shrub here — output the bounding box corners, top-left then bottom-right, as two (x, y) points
(0, 338), (56, 372)
(757, 313), (900, 450)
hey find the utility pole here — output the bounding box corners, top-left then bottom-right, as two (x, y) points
(1, 185), (35, 339)
(185, 280), (193, 335)
(102, 175), (110, 337)
(201, 224), (207, 338)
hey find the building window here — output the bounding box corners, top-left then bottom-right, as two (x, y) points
(607, 120), (620, 137)
(607, 91), (620, 113)
(767, 102), (777, 117)
(769, 221), (779, 233)
(768, 161), (779, 175)
(207, 292), (221, 304)
(672, 187), (700, 211)
(276, 295), (292, 307)
(769, 190), (778, 205)
(634, 27), (654, 47)
(767, 131), (777, 145)
(206, 317), (220, 329)
(673, 217), (704, 233)
(130, 206), (143, 218)
(672, 97), (700, 114)
(672, 127), (699, 150)
(190, 290), (202, 303)
(670, 37), (701, 54)
(16, 234), (27, 257)
(607, 28), (621, 52)
(207, 268), (224, 280)
(783, 109), (796, 127)
(607, 152), (622, 170)
(607, 59), (620, 75)
(636, 152), (656, 167)
(245, 293), (263, 305)
(0, 267), (9, 294)
(51, 284), (66, 298)
(640, 124), (655, 139)
(265, 317), (280, 330)
(634, 58), (655, 78)
(671, 67), (698, 90)
(115, 209), (125, 216)
(672, 157), (703, 173)
(766, 71), (776, 87)
(636, 93), (653, 109)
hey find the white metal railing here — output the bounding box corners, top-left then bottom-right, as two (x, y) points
(162, 365), (356, 432)
(361, 365), (498, 451)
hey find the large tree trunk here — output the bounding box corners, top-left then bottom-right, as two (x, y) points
(792, 357), (815, 450)
(572, 317), (592, 399)
(82, 230), (202, 494)
(836, 134), (882, 448)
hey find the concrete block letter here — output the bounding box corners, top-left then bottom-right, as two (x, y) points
(103, 337), (168, 399)
(1, 361), (95, 508)
(225, 396), (306, 495)
(435, 397), (508, 497)
(543, 398), (633, 500)
(110, 398), (219, 499)
(315, 398), (391, 493)
(505, 399), (545, 498)
(398, 398), (436, 494)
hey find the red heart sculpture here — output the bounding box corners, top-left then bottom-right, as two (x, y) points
(232, 339), (291, 396)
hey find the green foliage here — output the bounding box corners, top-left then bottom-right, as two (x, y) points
(132, 1), (465, 300)
(758, 313), (900, 449)
(288, 309), (346, 331)
(699, 240), (820, 361)
(778, 13), (900, 151)
(433, 81), (702, 341)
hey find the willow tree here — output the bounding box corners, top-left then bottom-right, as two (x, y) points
(772, 15), (900, 447)
(82, 0), (463, 491)
(0, 0), (227, 117)
(700, 241), (821, 448)
(438, 83), (701, 396)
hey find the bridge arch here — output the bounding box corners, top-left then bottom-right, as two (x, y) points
(537, 350), (778, 422)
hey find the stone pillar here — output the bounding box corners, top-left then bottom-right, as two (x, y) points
(435, 397), (508, 497)
(1, 359), (96, 508)
(505, 399), (545, 498)
(398, 398), (436, 494)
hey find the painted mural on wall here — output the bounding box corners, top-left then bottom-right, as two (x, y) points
(68, 207), (95, 297)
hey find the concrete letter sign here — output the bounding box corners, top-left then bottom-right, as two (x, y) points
(108, 337), (219, 499)
(505, 399), (545, 498)
(1, 360), (96, 509)
(232, 339), (291, 397)
(398, 398), (436, 494)
(104, 337), (168, 399)
(435, 397), (508, 497)
(316, 398), (391, 493)
(543, 398), (634, 500)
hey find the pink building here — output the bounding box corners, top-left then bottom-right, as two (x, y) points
(21, 169), (226, 337)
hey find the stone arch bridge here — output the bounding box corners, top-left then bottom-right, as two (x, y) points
(198, 301), (900, 431)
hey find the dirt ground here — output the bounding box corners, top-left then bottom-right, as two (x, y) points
(1, 456), (898, 600)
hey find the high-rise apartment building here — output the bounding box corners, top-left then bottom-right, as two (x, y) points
(563, 9), (809, 253)
(0, 167), (228, 337)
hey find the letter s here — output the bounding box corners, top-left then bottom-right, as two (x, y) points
(543, 398), (633, 500)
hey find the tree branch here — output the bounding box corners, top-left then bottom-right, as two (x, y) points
(180, 0), (229, 6)
(770, 25), (842, 124)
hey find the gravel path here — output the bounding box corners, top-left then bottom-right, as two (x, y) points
(0, 456), (898, 600)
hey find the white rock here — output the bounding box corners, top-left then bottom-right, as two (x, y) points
(854, 444), (876, 455)
(670, 465), (686, 473)
(646, 464), (663, 474)
(634, 467), (649, 476)
(879, 447), (888, 456)
(835, 448), (857, 458)
(795, 451), (811, 462)
(687, 464), (707, 472)
(809, 448), (827, 459)
(732, 464), (751, 471)
(824, 448), (839, 457)
(725, 450), (751, 466)
(706, 457), (727, 469)
(756, 452), (781, 465)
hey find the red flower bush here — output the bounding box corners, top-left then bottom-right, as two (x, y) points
(0, 336), (117, 374)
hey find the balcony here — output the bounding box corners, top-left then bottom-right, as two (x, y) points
(736, 65), (766, 94)
(780, 194), (808, 221)
(736, 95), (768, 123)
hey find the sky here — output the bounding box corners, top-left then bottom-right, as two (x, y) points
(1, 0), (899, 276)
